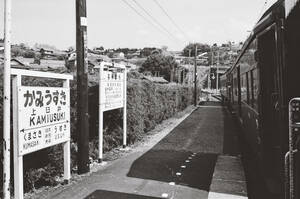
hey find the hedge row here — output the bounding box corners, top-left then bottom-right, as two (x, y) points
(0, 71), (198, 194)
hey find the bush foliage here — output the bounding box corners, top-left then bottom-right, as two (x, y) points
(0, 70), (197, 195)
(139, 54), (178, 81)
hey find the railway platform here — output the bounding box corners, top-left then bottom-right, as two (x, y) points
(29, 103), (248, 199)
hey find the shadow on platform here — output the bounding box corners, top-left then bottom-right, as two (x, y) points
(127, 109), (218, 191)
(127, 149), (217, 191)
(85, 190), (163, 199)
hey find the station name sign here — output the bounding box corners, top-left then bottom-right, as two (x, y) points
(17, 86), (70, 155)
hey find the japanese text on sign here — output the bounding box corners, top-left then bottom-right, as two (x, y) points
(100, 71), (124, 111)
(17, 87), (70, 155)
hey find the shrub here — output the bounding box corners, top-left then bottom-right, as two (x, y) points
(0, 70), (198, 195)
(24, 51), (36, 58)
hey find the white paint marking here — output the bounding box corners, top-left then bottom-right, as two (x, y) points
(162, 193), (169, 198)
(208, 192), (247, 199)
(80, 17), (87, 26)
(198, 105), (222, 108)
(169, 182), (175, 186)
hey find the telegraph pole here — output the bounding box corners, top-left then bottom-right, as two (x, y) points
(76, 0), (90, 174)
(3, 0), (11, 198)
(209, 47), (213, 90)
(216, 51), (219, 92)
(194, 45), (197, 106)
(188, 49), (192, 85)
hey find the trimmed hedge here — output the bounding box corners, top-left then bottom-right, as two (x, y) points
(0, 70), (199, 195)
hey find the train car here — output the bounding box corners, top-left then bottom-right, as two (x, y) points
(220, 73), (232, 108)
(219, 74), (227, 104)
(222, 0), (300, 198)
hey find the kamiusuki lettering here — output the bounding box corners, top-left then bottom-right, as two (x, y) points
(30, 112), (66, 126)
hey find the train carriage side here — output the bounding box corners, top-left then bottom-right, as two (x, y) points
(224, 1), (292, 197)
(283, 0), (300, 198)
(222, 0), (300, 197)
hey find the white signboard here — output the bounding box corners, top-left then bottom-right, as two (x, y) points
(100, 70), (125, 111)
(17, 86), (70, 155)
(96, 62), (127, 162)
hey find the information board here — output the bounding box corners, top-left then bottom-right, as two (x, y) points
(96, 62), (127, 162)
(17, 86), (70, 155)
(100, 70), (125, 111)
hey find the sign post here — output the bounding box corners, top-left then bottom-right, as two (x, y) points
(96, 62), (127, 162)
(11, 69), (73, 199)
(123, 66), (127, 148)
(3, 0), (11, 198)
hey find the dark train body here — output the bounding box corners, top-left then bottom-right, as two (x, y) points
(220, 0), (300, 198)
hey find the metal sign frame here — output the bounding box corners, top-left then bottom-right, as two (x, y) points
(11, 69), (73, 199)
(285, 97), (300, 199)
(95, 62), (127, 162)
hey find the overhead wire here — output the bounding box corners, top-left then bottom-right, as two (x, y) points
(130, 0), (182, 45)
(152, 0), (190, 42)
(121, 0), (161, 32)
(120, 0), (181, 46)
(257, 0), (268, 22)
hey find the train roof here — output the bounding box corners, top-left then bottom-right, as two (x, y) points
(224, 0), (287, 75)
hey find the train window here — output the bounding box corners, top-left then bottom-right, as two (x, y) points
(246, 72), (250, 104)
(241, 74), (247, 103)
(250, 70), (254, 107)
(234, 77), (238, 97)
(251, 68), (259, 111)
(236, 38), (258, 109)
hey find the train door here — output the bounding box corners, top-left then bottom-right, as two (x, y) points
(257, 24), (283, 194)
(285, 4), (300, 198)
(232, 67), (241, 115)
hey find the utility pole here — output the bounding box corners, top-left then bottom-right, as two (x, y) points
(3, 0), (11, 198)
(194, 45), (197, 106)
(76, 0), (90, 174)
(188, 49), (192, 85)
(216, 51), (219, 92)
(209, 47), (213, 91)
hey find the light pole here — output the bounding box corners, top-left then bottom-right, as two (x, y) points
(194, 45), (197, 106)
(216, 51), (220, 93)
(188, 49), (192, 85)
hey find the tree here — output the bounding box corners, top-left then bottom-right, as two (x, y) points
(140, 47), (158, 57)
(182, 43), (211, 57)
(161, 45), (168, 51)
(139, 53), (178, 82)
(67, 46), (75, 52)
(24, 50), (36, 58)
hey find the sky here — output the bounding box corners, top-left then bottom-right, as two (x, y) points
(0, 0), (277, 51)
